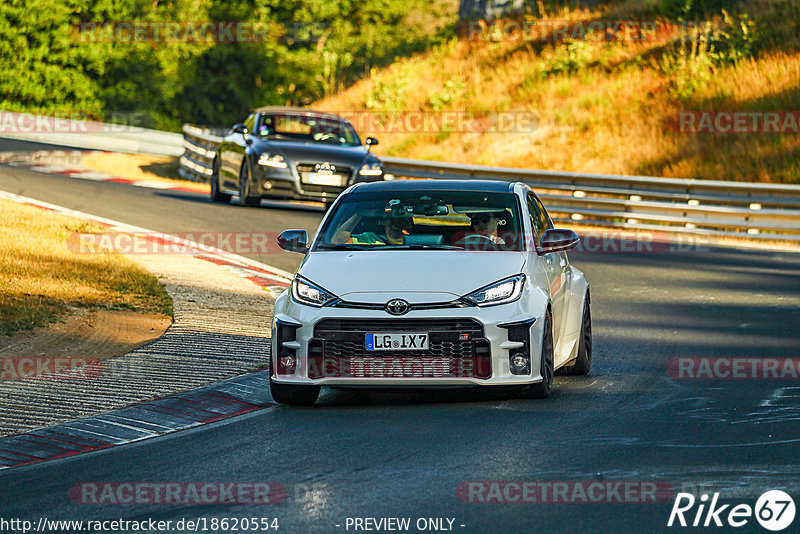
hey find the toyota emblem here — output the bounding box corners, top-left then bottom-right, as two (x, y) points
(385, 299), (410, 315)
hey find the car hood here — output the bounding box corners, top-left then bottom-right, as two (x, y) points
(255, 139), (372, 167)
(298, 251), (527, 303)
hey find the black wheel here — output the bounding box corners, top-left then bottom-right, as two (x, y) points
(558, 290), (592, 376)
(269, 376), (320, 406)
(238, 161), (260, 207)
(521, 310), (554, 399)
(209, 158), (232, 203)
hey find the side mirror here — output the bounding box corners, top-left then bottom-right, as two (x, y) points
(277, 229), (309, 253)
(365, 137), (379, 151)
(232, 123), (248, 135)
(538, 229), (580, 254)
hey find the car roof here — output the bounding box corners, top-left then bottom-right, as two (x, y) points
(351, 180), (516, 193)
(253, 106), (345, 121)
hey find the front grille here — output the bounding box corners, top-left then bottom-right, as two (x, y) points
(296, 163), (352, 193)
(307, 319), (491, 379)
(319, 338), (475, 359)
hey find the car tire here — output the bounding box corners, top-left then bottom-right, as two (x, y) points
(209, 158), (232, 203)
(557, 290), (592, 376)
(521, 310), (554, 399)
(238, 161), (260, 207)
(269, 376), (320, 406)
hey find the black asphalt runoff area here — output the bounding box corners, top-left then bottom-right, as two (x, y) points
(1, 138), (800, 533)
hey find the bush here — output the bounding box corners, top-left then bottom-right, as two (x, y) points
(660, 11), (759, 100)
(656, 0), (732, 20)
(660, 22), (716, 100)
(366, 71), (410, 113)
(543, 39), (596, 77)
(428, 79), (466, 111)
(712, 11), (759, 64)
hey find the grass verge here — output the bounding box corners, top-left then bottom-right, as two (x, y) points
(0, 199), (173, 335)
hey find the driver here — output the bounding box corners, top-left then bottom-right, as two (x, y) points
(467, 211), (506, 245)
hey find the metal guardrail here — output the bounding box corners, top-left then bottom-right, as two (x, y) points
(179, 124), (226, 182)
(181, 123), (800, 242)
(0, 111), (184, 157)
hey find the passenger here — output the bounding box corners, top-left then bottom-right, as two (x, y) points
(332, 213), (413, 245)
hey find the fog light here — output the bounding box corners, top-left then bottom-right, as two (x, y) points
(262, 180), (273, 190)
(279, 354), (296, 374)
(511, 353), (529, 372)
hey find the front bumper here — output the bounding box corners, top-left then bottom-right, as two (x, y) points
(254, 164), (383, 202)
(270, 292), (547, 387)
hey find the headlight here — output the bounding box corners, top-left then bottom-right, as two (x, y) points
(258, 153), (288, 168)
(358, 162), (383, 176)
(464, 274), (525, 307)
(291, 276), (337, 307)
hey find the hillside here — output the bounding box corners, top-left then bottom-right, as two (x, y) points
(316, 0), (800, 183)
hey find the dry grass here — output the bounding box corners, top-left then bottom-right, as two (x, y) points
(0, 199), (172, 335)
(81, 153), (210, 193)
(316, 0), (800, 183)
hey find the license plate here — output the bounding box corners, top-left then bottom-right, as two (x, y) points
(305, 172), (345, 187)
(366, 333), (429, 351)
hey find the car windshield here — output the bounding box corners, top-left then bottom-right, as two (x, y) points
(256, 113), (361, 146)
(316, 190), (523, 251)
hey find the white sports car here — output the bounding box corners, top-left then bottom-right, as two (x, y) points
(270, 180), (591, 405)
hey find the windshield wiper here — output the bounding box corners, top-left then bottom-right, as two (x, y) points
(316, 243), (371, 251)
(380, 244), (463, 250)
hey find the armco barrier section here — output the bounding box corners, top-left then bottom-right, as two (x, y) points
(0, 111), (184, 157)
(179, 123), (800, 242)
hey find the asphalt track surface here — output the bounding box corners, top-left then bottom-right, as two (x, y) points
(2, 139), (800, 533)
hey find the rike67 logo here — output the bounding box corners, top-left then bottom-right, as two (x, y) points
(668, 490), (796, 531)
